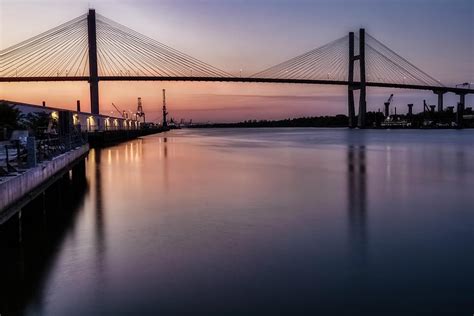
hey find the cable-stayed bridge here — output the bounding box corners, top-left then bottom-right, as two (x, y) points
(1, 9), (472, 128)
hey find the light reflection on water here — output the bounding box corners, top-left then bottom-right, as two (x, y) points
(2, 128), (474, 315)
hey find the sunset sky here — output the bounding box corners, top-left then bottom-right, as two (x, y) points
(1, 0), (473, 122)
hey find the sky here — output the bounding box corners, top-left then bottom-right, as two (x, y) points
(1, 0), (473, 122)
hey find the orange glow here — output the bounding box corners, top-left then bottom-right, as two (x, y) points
(0, 81), (347, 122)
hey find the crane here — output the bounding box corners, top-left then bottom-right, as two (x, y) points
(136, 97), (146, 123)
(384, 94), (394, 117)
(112, 103), (126, 118)
(162, 89), (168, 128)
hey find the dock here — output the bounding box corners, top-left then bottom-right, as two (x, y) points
(0, 144), (89, 225)
(0, 100), (166, 228)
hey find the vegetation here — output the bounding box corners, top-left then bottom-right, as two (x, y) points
(23, 112), (53, 137)
(189, 108), (473, 129)
(0, 101), (56, 140)
(0, 101), (24, 130)
(190, 115), (350, 128)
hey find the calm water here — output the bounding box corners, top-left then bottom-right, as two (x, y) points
(1, 128), (474, 315)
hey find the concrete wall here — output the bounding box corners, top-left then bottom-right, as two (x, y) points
(0, 144), (89, 223)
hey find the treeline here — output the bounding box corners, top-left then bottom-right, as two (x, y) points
(191, 115), (350, 128)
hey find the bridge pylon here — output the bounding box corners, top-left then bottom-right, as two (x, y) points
(348, 29), (367, 128)
(87, 9), (100, 115)
(434, 90), (445, 112)
(348, 32), (356, 128)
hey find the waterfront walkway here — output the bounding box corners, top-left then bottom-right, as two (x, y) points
(0, 144), (89, 225)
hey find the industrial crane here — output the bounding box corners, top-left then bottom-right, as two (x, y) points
(162, 89), (168, 128)
(112, 102), (126, 118)
(384, 94), (394, 117)
(136, 97), (146, 123)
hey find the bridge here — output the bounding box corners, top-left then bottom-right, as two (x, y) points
(1, 9), (473, 128)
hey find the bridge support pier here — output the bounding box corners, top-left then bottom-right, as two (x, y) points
(348, 29), (367, 128)
(87, 9), (100, 115)
(456, 93), (466, 128)
(348, 89), (356, 128)
(435, 91), (445, 112)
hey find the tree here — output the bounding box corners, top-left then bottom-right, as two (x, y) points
(24, 111), (53, 137)
(0, 101), (24, 130)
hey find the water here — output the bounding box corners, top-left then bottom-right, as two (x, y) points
(1, 128), (474, 315)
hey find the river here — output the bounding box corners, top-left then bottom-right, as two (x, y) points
(1, 128), (474, 315)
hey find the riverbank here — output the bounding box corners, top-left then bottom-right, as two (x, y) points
(188, 111), (474, 129)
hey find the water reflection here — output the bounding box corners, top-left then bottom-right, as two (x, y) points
(2, 129), (474, 315)
(91, 148), (106, 277)
(163, 136), (168, 158)
(347, 145), (367, 255)
(0, 166), (89, 316)
(160, 136), (169, 189)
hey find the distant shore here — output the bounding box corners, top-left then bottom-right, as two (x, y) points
(189, 112), (474, 129)
(190, 115), (349, 128)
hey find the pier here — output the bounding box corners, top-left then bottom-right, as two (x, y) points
(0, 100), (166, 228)
(0, 144), (88, 225)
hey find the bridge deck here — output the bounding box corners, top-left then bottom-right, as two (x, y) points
(1, 76), (472, 94)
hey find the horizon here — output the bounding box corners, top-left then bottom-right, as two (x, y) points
(1, 0), (473, 123)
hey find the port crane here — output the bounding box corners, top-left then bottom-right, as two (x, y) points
(384, 94), (393, 117)
(423, 100), (436, 113)
(162, 89), (168, 128)
(136, 97), (146, 123)
(112, 102), (127, 118)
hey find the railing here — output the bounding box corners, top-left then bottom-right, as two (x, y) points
(0, 141), (27, 176)
(36, 130), (87, 162)
(0, 129), (87, 177)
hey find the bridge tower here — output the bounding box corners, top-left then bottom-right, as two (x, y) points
(87, 9), (100, 115)
(348, 32), (356, 128)
(348, 29), (367, 128)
